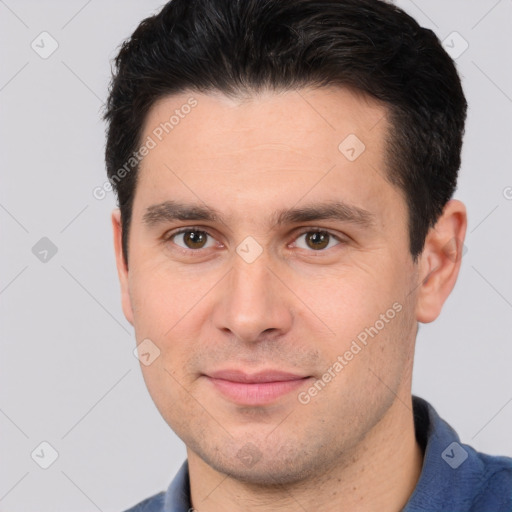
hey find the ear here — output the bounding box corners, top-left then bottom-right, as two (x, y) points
(415, 199), (467, 323)
(111, 209), (134, 326)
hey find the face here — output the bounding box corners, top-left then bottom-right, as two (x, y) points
(114, 87), (422, 485)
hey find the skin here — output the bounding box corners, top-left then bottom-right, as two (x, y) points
(112, 86), (467, 511)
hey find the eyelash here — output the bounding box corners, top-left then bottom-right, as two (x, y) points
(163, 227), (345, 255)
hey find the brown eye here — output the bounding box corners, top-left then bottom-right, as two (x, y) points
(171, 229), (215, 250)
(183, 231), (207, 249)
(306, 231), (329, 250)
(295, 230), (340, 251)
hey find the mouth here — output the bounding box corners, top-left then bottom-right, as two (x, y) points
(203, 369), (312, 406)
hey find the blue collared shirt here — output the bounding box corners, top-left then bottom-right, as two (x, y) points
(123, 396), (512, 511)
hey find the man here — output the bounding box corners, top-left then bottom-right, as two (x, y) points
(103, 0), (512, 510)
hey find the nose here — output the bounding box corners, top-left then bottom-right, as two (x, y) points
(211, 254), (294, 344)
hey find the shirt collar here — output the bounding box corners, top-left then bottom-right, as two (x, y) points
(404, 395), (483, 511)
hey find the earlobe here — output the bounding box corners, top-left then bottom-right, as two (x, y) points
(111, 209), (134, 326)
(415, 200), (467, 323)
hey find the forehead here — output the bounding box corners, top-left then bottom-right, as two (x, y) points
(141, 86), (387, 166)
(133, 86), (401, 226)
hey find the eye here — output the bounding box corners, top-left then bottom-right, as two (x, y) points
(168, 229), (217, 250)
(165, 228), (343, 253)
(294, 230), (341, 251)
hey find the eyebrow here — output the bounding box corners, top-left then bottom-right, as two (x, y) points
(142, 199), (375, 229)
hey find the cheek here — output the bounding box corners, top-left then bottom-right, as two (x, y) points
(130, 269), (202, 417)
(292, 267), (392, 330)
(129, 262), (194, 334)
(300, 263), (412, 361)
(129, 264), (213, 378)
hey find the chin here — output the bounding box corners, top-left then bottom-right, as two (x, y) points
(192, 438), (326, 487)
(219, 460), (315, 487)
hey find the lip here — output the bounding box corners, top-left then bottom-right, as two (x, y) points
(204, 369), (312, 405)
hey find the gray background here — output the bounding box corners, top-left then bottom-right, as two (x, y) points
(1, 1), (511, 511)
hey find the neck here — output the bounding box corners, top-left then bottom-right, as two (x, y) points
(188, 395), (424, 512)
